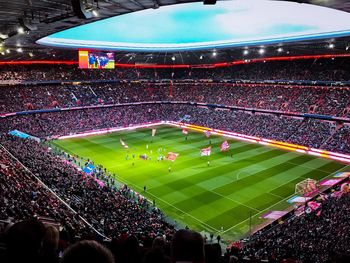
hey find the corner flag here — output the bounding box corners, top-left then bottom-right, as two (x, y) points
(166, 152), (179, 161)
(220, 141), (230, 152)
(201, 146), (211, 156)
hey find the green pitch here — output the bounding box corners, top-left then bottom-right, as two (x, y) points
(52, 125), (349, 240)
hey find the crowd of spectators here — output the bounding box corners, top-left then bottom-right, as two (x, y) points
(1, 58), (350, 262)
(324, 125), (350, 154)
(239, 188), (350, 262)
(1, 116), (350, 262)
(2, 104), (350, 154)
(0, 135), (175, 241)
(287, 119), (335, 149)
(1, 83), (350, 118)
(0, 104), (164, 137)
(1, 134), (349, 263)
(0, 146), (89, 239)
(0, 58), (350, 82)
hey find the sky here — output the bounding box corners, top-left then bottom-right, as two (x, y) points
(37, 0), (350, 51)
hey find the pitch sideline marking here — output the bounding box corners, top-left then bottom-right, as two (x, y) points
(267, 192), (285, 199)
(286, 160), (344, 175)
(209, 189), (260, 213)
(208, 158), (337, 203)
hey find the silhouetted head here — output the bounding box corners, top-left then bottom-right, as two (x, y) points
(6, 219), (46, 262)
(171, 229), (204, 263)
(153, 236), (166, 249)
(61, 240), (114, 263)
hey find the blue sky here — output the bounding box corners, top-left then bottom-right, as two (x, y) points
(37, 0), (350, 51)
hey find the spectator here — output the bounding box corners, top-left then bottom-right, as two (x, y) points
(171, 229), (205, 263)
(5, 219), (46, 263)
(41, 226), (60, 263)
(61, 240), (114, 263)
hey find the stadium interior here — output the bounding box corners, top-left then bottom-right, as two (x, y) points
(1, 1), (350, 263)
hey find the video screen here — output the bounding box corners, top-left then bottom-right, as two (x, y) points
(79, 50), (114, 69)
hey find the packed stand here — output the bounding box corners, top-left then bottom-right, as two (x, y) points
(238, 188), (350, 262)
(0, 135), (175, 240)
(1, 58), (350, 82)
(323, 125), (350, 154)
(0, 146), (92, 241)
(1, 190), (350, 262)
(287, 119), (335, 148)
(0, 104), (165, 137)
(2, 104), (345, 155)
(1, 83), (350, 119)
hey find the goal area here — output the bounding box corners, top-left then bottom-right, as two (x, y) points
(295, 178), (319, 196)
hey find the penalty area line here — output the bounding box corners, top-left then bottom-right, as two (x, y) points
(221, 163), (350, 235)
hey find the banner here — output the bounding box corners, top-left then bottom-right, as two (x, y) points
(201, 146), (211, 156)
(182, 128), (188, 135)
(83, 163), (95, 174)
(305, 201), (321, 214)
(220, 140), (230, 152)
(204, 130), (211, 138)
(120, 138), (129, 148)
(152, 128), (157, 137)
(166, 152), (179, 161)
(9, 130), (41, 143)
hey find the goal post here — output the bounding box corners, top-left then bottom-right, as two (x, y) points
(295, 178), (319, 196)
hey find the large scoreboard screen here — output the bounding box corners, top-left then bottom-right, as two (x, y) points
(79, 50), (115, 69)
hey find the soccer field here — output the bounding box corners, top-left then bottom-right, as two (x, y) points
(52, 125), (349, 240)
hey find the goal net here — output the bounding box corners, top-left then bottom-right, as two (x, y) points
(295, 178), (319, 196)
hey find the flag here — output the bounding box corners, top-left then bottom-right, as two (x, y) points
(201, 146), (211, 156)
(166, 152), (179, 161)
(204, 130), (211, 138)
(307, 201), (321, 212)
(120, 138), (129, 149)
(182, 128), (188, 135)
(220, 140), (230, 152)
(83, 163), (95, 175)
(152, 128), (157, 137)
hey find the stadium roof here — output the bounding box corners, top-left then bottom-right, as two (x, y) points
(0, 0), (350, 65)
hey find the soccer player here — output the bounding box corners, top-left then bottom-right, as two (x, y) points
(168, 166), (171, 173)
(207, 161), (210, 166)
